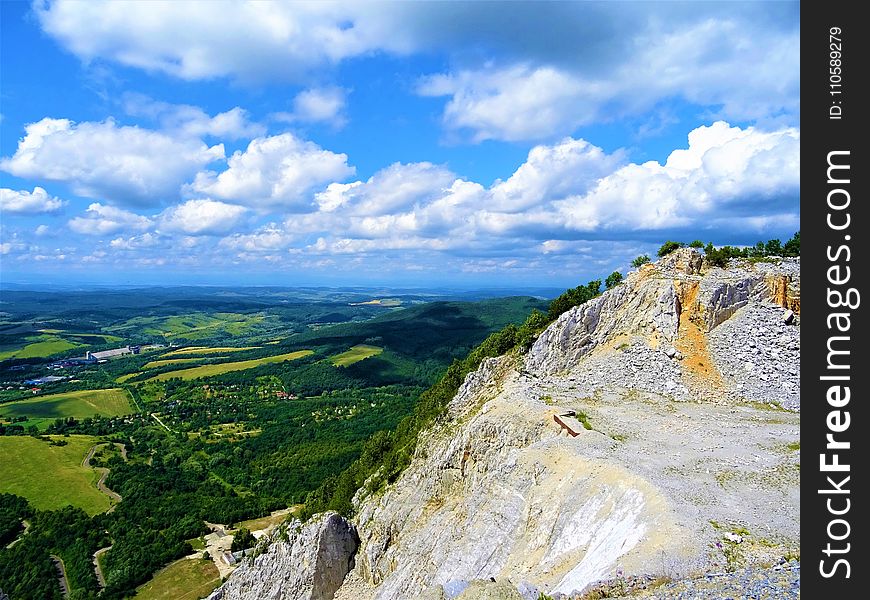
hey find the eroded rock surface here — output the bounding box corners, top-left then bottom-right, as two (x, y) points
(209, 512), (358, 600)
(214, 250), (801, 600)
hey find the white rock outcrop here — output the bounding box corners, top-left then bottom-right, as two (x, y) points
(209, 512), (358, 600)
(525, 250), (799, 378)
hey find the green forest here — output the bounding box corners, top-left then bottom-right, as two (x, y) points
(0, 292), (546, 598)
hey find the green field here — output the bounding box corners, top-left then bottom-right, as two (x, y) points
(146, 350), (313, 382)
(0, 336), (81, 360)
(161, 346), (258, 357)
(143, 357), (227, 369)
(0, 389), (134, 429)
(0, 330), (124, 361)
(349, 298), (402, 307)
(0, 435), (113, 515)
(105, 312), (270, 341)
(330, 344), (384, 367)
(62, 332), (124, 343)
(38, 330), (123, 342)
(187, 537), (206, 551)
(134, 557), (220, 600)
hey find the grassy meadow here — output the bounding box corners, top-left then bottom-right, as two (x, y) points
(0, 336), (81, 360)
(105, 312), (271, 341)
(0, 435), (112, 515)
(0, 389), (134, 430)
(134, 557), (221, 600)
(0, 329), (124, 361)
(143, 357), (228, 369)
(161, 346), (258, 357)
(146, 350), (313, 382)
(330, 344), (384, 367)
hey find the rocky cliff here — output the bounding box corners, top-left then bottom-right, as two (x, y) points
(208, 513), (358, 600)
(212, 249), (800, 600)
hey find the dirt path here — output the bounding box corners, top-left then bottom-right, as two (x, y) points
(126, 387), (143, 412)
(151, 412), (174, 432)
(51, 554), (70, 599)
(82, 443), (125, 510)
(93, 545), (112, 588)
(96, 469), (122, 503)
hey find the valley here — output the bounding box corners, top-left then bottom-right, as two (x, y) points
(0, 287), (547, 599)
(0, 245), (800, 599)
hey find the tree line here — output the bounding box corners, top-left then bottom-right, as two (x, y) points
(631, 232), (800, 269)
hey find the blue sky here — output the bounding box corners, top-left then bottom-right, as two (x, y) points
(1, 1), (800, 288)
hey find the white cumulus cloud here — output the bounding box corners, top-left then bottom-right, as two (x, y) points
(190, 133), (354, 209)
(68, 203), (153, 235)
(252, 122), (796, 256)
(123, 94), (266, 140)
(557, 122), (800, 232)
(1, 117), (224, 206)
(208, 122), (797, 268)
(418, 20), (798, 141)
(35, 2), (797, 142)
(109, 233), (160, 250)
(35, 1), (412, 82)
(159, 199), (248, 235)
(0, 186), (67, 214)
(325, 162), (456, 218)
(275, 87), (348, 127)
(489, 138), (625, 212)
(220, 224), (292, 252)
(418, 65), (594, 142)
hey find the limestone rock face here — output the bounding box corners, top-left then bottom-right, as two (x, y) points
(209, 512), (358, 600)
(525, 252), (799, 378)
(332, 254), (799, 599)
(215, 252), (801, 600)
(659, 247), (703, 274)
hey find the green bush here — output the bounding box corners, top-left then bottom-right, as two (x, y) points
(704, 245), (747, 267)
(605, 271), (623, 289)
(783, 231), (800, 256)
(517, 310), (549, 350)
(631, 255), (651, 267)
(231, 527), (255, 552)
(764, 239), (783, 256)
(701, 233), (800, 267)
(705, 247), (729, 267)
(657, 241), (683, 257)
(547, 280), (601, 321)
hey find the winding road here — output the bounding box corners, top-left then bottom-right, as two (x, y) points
(82, 443), (128, 588)
(93, 545), (112, 589)
(50, 554), (70, 599)
(82, 442), (125, 510)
